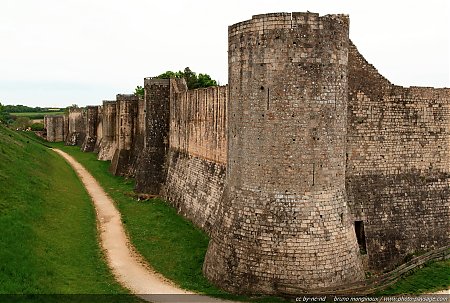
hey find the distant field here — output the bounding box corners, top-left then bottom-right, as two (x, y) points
(11, 111), (65, 119)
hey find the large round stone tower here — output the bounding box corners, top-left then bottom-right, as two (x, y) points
(203, 12), (364, 294)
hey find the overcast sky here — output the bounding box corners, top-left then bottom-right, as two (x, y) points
(1, 0), (449, 108)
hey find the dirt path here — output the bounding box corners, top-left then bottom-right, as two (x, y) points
(432, 289), (449, 295)
(53, 149), (231, 303)
(53, 149), (449, 301)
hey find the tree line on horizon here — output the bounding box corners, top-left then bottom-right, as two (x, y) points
(0, 103), (8, 124)
(0, 104), (62, 113)
(0, 102), (64, 130)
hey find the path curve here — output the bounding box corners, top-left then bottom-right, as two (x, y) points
(53, 149), (231, 303)
(52, 149), (449, 300)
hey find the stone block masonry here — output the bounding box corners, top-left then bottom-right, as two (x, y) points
(50, 11), (449, 296)
(44, 115), (67, 142)
(161, 80), (228, 233)
(81, 106), (99, 152)
(66, 107), (86, 146)
(109, 94), (139, 176)
(346, 42), (450, 271)
(203, 12), (364, 294)
(168, 80), (227, 164)
(93, 105), (103, 153)
(97, 101), (117, 161)
(135, 78), (171, 194)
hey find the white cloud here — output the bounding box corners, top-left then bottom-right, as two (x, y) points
(0, 0), (448, 107)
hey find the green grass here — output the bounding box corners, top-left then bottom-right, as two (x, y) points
(49, 144), (228, 294)
(0, 126), (140, 302)
(36, 140), (287, 302)
(10, 112), (65, 119)
(378, 259), (450, 295)
(22, 133), (449, 299)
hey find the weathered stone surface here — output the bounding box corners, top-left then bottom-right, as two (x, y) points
(81, 105), (99, 152)
(135, 78), (171, 194)
(44, 115), (67, 142)
(94, 105), (103, 153)
(97, 101), (117, 161)
(65, 107), (86, 146)
(346, 42), (450, 271)
(109, 94), (138, 176)
(162, 150), (226, 234)
(168, 81), (227, 164)
(203, 12), (364, 294)
(126, 95), (145, 176)
(161, 81), (228, 234)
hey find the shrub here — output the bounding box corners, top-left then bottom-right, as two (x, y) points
(30, 123), (44, 131)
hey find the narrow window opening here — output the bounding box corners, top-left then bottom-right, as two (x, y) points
(267, 88), (270, 110)
(354, 221), (367, 255)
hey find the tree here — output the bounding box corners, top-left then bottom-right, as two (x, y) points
(155, 67), (218, 89)
(0, 102), (10, 124)
(134, 86), (144, 98)
(1, 104), (60, 113)
(197, 73), (217, 88)
(157, 70), (183, 79)
(64, 104), (78, 114)
(12, 116), (31, 130)
(135, 68), (218, 95)
(30, 122), (44, 131)
(182, 67), (198, 89)
(3, 104), (36, 113)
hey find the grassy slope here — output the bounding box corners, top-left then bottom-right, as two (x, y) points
(0, 126), (139, 301)
(48, 143), (289, 302)
(50, 143), (228, 294)
(378, 259), (450, 295)
(27, 134), (448, 298)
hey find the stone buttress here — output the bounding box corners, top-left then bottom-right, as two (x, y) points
(97, 101), (117, 160)
(45, 115), (67, 142)
(66, 107), (86, 146)
(135, 78), (171, 193)
(110, 94), (138, 176)
(81, 105), (99, 152)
